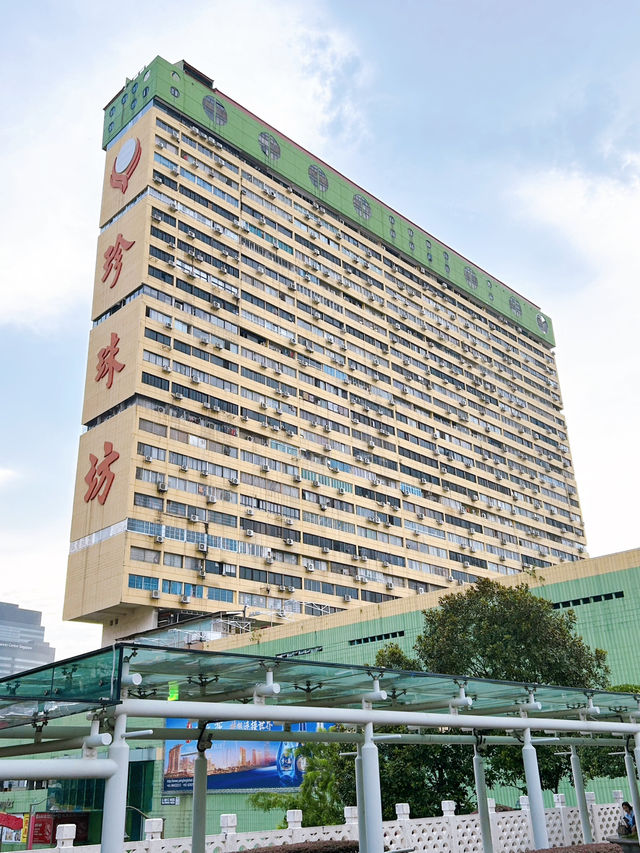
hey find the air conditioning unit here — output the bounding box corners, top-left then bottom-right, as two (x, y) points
(228, 477), (239, 486)
(386, 582), (394, 590)
(150, 590), (160, 599)
(197, 543), (208, 553)
(245, 529), (254, 537)
(261, 464), (270, 473)
(155, 535), (164, 544)
(343, 595), (352, 602)
(180, 595), (191, 604)
(312, 480), (320, 487)
(284, 538), (294, 546)
(206, 495), (217, 504)
(157, 482), (168, 492)
(144, 454), (153, 464)
(189, 513), (200, 523)
(321, 546), (331, 554)
(417, 586), (425, 595)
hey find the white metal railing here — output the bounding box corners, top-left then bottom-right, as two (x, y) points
(42, 792), (627, 853)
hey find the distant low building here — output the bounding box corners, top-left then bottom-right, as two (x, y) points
(0, 602), (55, 677)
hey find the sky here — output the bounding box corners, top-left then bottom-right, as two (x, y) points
(0, 0), (639, 660)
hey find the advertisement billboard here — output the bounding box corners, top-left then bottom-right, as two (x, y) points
(163, 719), (323, 792)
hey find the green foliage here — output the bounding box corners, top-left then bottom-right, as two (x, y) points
(252, 580), (613, 825)
(375, 642), (422, 672)
(414, 578), (609, 686)
(378, 578), (610, 795)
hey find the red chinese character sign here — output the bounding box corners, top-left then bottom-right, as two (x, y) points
(110, 137), (141, 193)
(84, 442), (120, 505)
(102, 234), (135, 289)
(96, 333), (125, 389)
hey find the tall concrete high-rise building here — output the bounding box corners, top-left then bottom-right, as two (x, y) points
(64, 57), (586, 642)
(0, 602), (55, 677)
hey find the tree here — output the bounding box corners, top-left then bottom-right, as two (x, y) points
(375, 644), (489, 815)
(252, 580), (610, 824)
(414, 578), (609, 686)
(381, 579), (610, 795)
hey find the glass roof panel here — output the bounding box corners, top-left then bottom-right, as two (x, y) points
(1, 642), (639, 731)
(0, 648), (121, 729)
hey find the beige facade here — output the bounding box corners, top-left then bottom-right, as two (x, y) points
(65, 96), (586, 641)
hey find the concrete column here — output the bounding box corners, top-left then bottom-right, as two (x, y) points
(553, 793), (570, 845)
(442, 800), (459, 853)
(395, 803), (410, 821)
(356, 743), (367, 853)
(473, 747), (494, 853)
(287, 809), (303, 843)
(585, 793), (599, 841)
(624, 749), (640, 824)
(144, 818), (163, 840)
(54, 824), (76, 849)
(344, 806), (359, 825)
(100, 712), (130, 853)
(220, 814), (237, 836)
(361, 723), (384, 853)
(570, 745), (593, 843)
(192, 748), (208, 853)
(521, 728), (549, 850)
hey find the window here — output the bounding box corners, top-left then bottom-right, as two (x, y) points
(134, 492), (164, 511)
(208, 587), (233, 602)
(203, 95), (228, 125)
(130, 546), (160, 564)
(308, 164), (328, 192)
(353, 194), (371, 220)
(128, 574), (158, 591)
(258, 132), (281, 160)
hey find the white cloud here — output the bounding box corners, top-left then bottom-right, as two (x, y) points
(0, 0), (370, 332)
(0, 524), (101, 661)
(0, 468), (19, 488)
(512, 166), (640, 557)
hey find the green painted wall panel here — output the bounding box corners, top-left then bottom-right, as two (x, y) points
(103, 56), (555, 346)
(534, 566), (640, 686)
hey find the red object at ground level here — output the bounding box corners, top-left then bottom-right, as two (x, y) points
(0, 813), (23, 830)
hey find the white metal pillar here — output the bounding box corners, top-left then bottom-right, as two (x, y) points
(570, 745), (593, 843)
(631, 733), (640, 816)
(473, 745), (494, 853)
(100, 712), (130, 853)
(355, 744), (367, 853)
(624, 747), (640, 820)
(521, 728), (548, 850)
(192, 747), (208, 853)
(360, 723), (384, 853)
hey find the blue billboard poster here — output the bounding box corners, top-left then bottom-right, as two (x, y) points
(163, 719), (325, 792)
